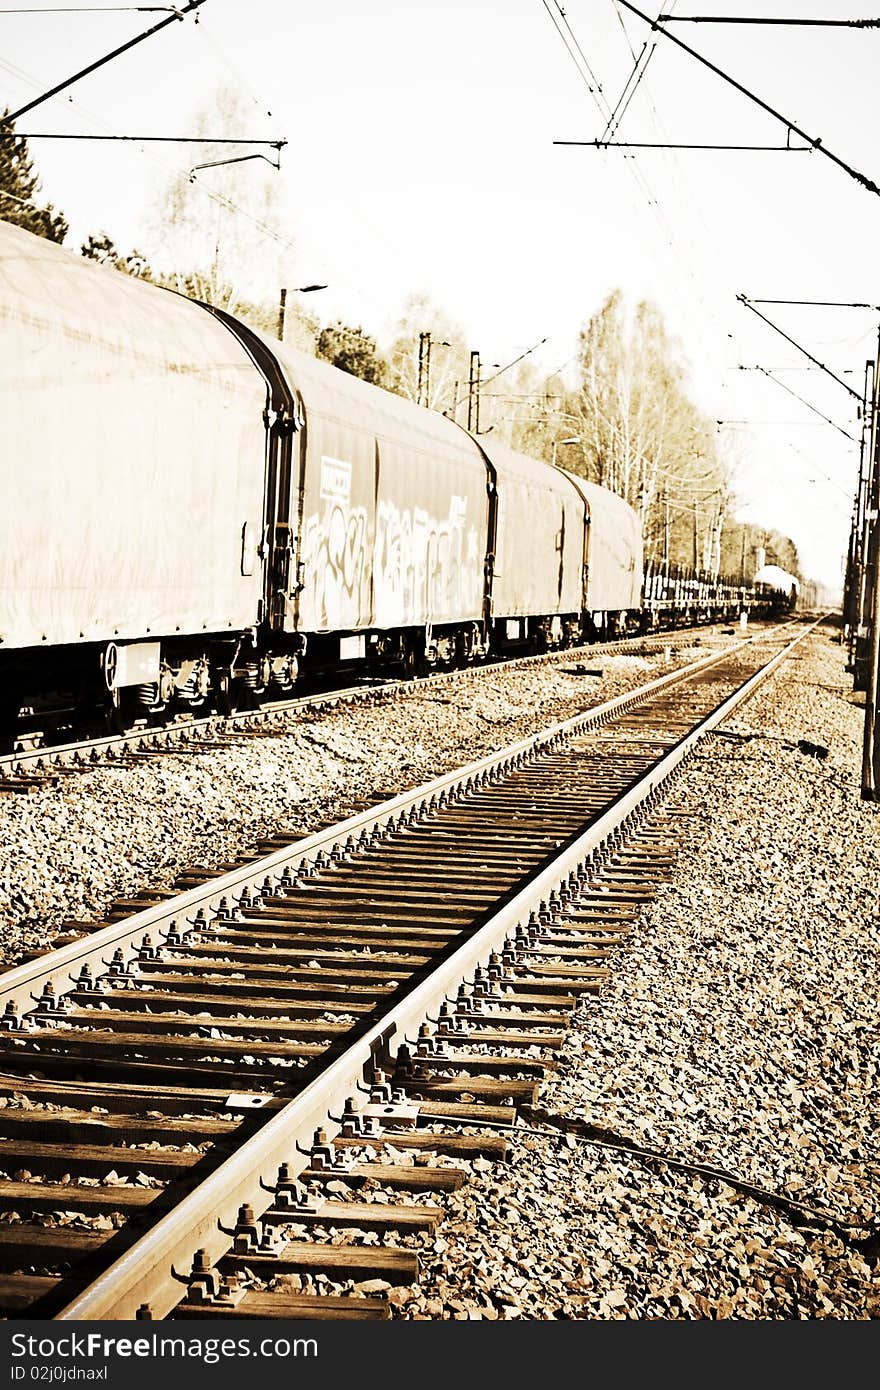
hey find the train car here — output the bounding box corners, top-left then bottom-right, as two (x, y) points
(560, 473), (644, 633)
(202, 311), (643, 671)
(475, 440), (586, 651)
(0, 218), (268, 721)
(227, 329), (491, 676)
(754, 563), (799, 613)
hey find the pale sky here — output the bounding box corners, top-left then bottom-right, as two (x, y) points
(3, 0), (877, 590)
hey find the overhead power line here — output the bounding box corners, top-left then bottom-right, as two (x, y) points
(1, 0), (206, 124)
(542, 0), (732, 352)
(750, 298), (880, 311)
(539, 0), (608, 111)
(607, 0), (669, 141)
(784, 441), (854, 499)
(736, 294), (863, 403)
(0, 132), (285, 145)
(601, 32), (655, 142)
(612, 0), (880, 197)
(557, 139), (812, 152)
(480, 336), (548, 387)
(657, 13), (880, 27)
(739, 364), (856, 441)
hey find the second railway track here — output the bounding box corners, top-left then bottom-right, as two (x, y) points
(0, 619), (819, 1320)
(0, 623), (753, 793)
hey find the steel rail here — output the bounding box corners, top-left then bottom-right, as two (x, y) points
(0, 620), (759, 780)
(0, 619), (800, 1018)
(53, 618), (819, 1320)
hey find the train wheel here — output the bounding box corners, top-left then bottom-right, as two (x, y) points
(0, 697), (21, 753)
(402, 637), (425, 680)
(214, 673), (235, 716)
(104, 698), (130, 736)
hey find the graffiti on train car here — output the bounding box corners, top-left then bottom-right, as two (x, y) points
(300, 482), (482, 631)
(300, 502), (371, 630)
(374, 493), (481, 627)
(299, 456), (371, 630)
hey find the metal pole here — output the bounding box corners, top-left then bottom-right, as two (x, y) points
(468, 350), (480, 432)
(855, 358), (876, 674)
(277, 288), (287, 342)
(417, 332), (429, 408)
(862, 519), (880, 798)
(861, 349), (880, 798)
(846, 360), (872, 669)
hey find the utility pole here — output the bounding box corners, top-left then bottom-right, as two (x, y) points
(845, 358), (874, 672)
(664, 494), (670, 568)
(417, 331), (431, 408)
(275, 281), (328, 346)
(692, 505), (699, 572)
(860, 346), (880, 799)
(710, 510), (722, 578)
(467, 350), (481, 433)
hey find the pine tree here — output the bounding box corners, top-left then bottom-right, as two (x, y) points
(81, 230), (152, 279)
(0, 110), (68, 243)
(316, 322), (388, 386)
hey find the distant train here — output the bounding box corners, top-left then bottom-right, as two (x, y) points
(0, 219), (787, 734)
(754, 564), (799, 612)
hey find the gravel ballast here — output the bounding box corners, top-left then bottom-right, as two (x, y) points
(0, 622), (876, 1319)
(382, 627), (880, 1319)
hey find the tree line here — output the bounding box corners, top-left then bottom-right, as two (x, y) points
(0, 107), (798, 582)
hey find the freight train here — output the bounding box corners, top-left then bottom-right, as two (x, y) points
(0, 219), (782, 737)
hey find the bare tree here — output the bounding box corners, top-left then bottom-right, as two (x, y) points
(385, 294), (470, 414)
(147, 85), (294, 321)
(572, 291), (732, 571)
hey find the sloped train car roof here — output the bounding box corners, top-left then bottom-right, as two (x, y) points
(0, 220), (271, 650)
(562, 473), (642, 534)
(0, 217), (262, 388)
(471, 435), (586, 501)
(248, 328), (487, 472)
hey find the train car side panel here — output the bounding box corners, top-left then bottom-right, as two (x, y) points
(374, 440), (485, 629)
(0, 222), (267, 651)
(296, 416), (378, 633)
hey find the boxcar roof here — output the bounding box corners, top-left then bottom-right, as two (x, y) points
(558, 471), (641, 531)
(0, 218), (261, 393)
(254, 331), (488, 468)
(475, 436), (586, 504)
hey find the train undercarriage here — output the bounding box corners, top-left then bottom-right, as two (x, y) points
(0, 586), (782, 753)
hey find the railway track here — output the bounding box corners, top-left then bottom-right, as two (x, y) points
(0, 618), (818, 1321)
(0, 621), (754, 793)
